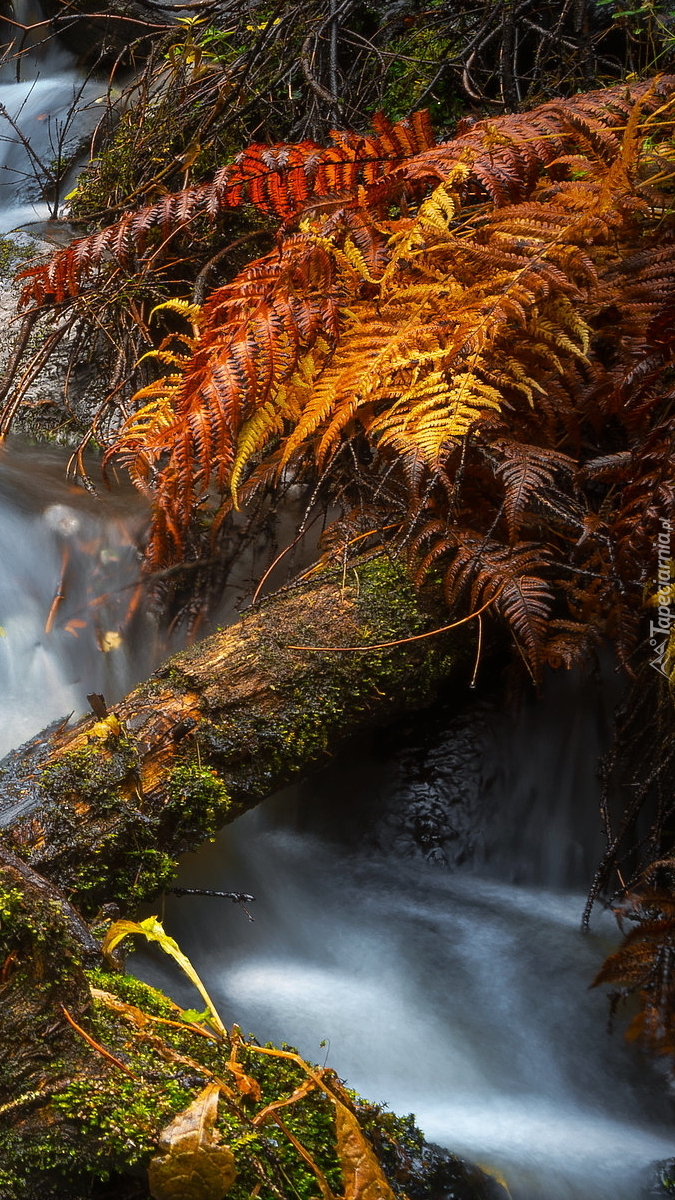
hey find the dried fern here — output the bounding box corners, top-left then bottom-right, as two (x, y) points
(7, 76), (675, 677)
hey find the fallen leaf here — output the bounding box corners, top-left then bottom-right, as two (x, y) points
(101, 916), (227, 1037)
(89, 713), (122, 738)
(227, 1033), (261, 1101)
(148, 1083), (236, 1200)
(334, 1104), (397, 1200)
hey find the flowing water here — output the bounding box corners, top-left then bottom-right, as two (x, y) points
(0, 9), (674, 1198)
(129, 678), (675, 1200)
(3, 439), (673, 1199)
(0, 440), (159, 754)
(0, 0), (102, 232)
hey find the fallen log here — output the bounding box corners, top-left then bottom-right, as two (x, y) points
(0, 556), (472, 914)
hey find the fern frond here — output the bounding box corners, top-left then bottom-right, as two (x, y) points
(493, 441), (575, 539)
(149, 298), (204, 327)
(371, 372), (502, 461)
(442, 536), (553, 678)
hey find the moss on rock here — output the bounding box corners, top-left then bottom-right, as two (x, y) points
(0, 953), (505, 1200)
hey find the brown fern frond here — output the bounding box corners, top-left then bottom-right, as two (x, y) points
(18, 77), (675, 313)
(441, 536), (553, 679)
(16, 113), (436, 308)
(594, 861), (675, 1064)
(12, 76), (675, 682)
(492, 440), (575, 540)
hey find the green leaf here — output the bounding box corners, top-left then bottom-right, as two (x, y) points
(181, 1007), (213, 1025)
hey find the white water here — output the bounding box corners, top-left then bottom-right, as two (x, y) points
(0, 0), (101, 231)
(136, 677), (675, 1200)
(0, 441), (158, 752)
(2, 439), (670, 1198)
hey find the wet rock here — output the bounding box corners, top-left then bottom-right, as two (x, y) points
(39, 0), (175, 65)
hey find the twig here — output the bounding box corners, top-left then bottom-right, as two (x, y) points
(169, 887), (255, 902)
(61, 1005), (138, 1077)
(286, 588), (504, 652)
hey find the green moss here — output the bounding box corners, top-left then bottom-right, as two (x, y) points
(34, 739), (182, 911)
(87, 968), (180, 1018)
(51, 1076), (185, 1170)
(40, 739), (138, 813)
(0, 883), (74, 965)
(70, 844), (178, 913)
(167, 762), (232, 838)
(0, 884), (25, 931)
(0, 948), (495, 1200)
(0, 236), (31, 278)
(181, 557), (464, 811)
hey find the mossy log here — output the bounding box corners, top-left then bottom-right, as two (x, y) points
(0, 558), (505, 1200)
(0, 556), (470, 914)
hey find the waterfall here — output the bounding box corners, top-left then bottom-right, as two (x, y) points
(0, 0), (101, 232)
(0, 440), (158, 755)
(134, 675), (675, 1200)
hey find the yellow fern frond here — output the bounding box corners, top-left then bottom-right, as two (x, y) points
(370, 370), (502, 464)
(150, 298), (204, 325)
(547, 297), (591, 355)
(129, 375), (183, 404)
(416, 181), (459, 236)
(121, 394), (176, 444)
(530, 314), (589, 360)
(231, 339), (334, 498)
(230, 402), (285, 502)
(137, 349), (192, 368)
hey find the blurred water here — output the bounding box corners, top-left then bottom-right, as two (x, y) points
(136, 676), (675, 1200)
(0, 14), (671, 1190)
(0, 440), (157, 752)
(0, 0), (101, 230)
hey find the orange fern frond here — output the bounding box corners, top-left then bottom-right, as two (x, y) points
(110, 235), (341, 566)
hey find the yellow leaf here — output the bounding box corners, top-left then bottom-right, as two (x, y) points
(148, 1083), (236, 1200)
(89, 713), (122, 738)
(101, 916), (227, 1037)
(98, 630), (123, 653)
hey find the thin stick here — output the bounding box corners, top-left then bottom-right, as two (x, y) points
(251, 514), (322, 606)
(61, 1005), (138, 1078)
(470, 613), (483, 689)
(286, 589), (503, 653)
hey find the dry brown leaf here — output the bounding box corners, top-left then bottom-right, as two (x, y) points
(227, 1034), (262, 1102)
(148, 1082), (236, 1200)
(334, 1104), (398, 1200)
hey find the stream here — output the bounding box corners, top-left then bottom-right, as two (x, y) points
(0, 9), (675, 1199)
(138, 674), (675, 1200)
